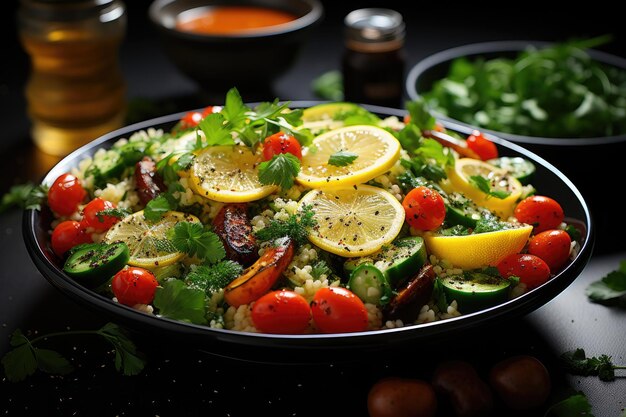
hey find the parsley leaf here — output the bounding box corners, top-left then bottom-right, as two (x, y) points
(1, 323), (146, 382)
(544, 392), (594, 417)
(197, 113), (236, 146)
(328, 151), (358, 167)
(560, 348), (626, 381)
(585, 260), (626, 307)
(469, 175), (511, 199)
(169, 221), (226, 263)
(258, 153), (301, 190)
(221, 87), (251, 129)
(255, 204), (317, 245)
(406, 98), (436, 132)
(185, 260), (243, 293)
(143, 194), (175, 222)
(0, 182), (48, 213)
(96, 207), (131, 222)
(153, 279), (207, 324)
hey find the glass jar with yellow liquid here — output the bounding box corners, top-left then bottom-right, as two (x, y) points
(18, 0), (127, 156)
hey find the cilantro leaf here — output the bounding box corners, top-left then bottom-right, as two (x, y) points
(415, 138), (455, 167)
(258, 153), (301, 190)
(198, 113), (236, 146)
(560, 348), (626, 381)
(544, 393), (594, 417)
(185, 260), (243, 293)
(98, 322), (146, 376)
(255, 204), (317, 245)
(585, 260), (626, 307)
(469, 175), (511, 199)
(221, 87), (250, 128)
(1, 343), (37, 382)
(328, 151), (358, 167)
(0, 182), (48, 213)
(96, 207), (131, 222)
(35, 348), (74, 375)
(153, 279), (207, 324)
(406, 98), (436, 132)
(143, 194), (174, 222)
(169, 222), (225, 263)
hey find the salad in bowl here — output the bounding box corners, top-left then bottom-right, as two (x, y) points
(39, 88), (586, 336)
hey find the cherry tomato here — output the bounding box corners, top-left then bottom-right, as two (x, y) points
(47, 173), (87, 216)
(262, 132), (302, 161)
(489, 355), (551, 410)
(51, 220), (92, 257)
(111, 267), (158, 306)
(402, 186), (446, 231)
(466, 130), (498, 161)
(251, 290), (311, 334)
(80, 198), (119, 232)
(368, 377), (437, 417)
(310, 287), (368, 333)
(514, 195), (564, 233)
(178, 105), (220, 129)
(528, 229), (572, 271)
(497, 253), (551, 290)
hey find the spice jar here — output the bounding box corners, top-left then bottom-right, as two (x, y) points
(17, 0), (127, 156)
(341, 8), (406, 108)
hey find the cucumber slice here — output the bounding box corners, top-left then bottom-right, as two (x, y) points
(343, 256), (374, 276)
(444, 192), (484, 228)
(378, 237), (427, 288)
(487, 157), (536, 185)
(441, 272), (511, 313)
(347, 264), (392, 305)
(63, 242), (130, 288)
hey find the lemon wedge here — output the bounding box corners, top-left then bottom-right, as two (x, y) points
(189, 145), (277, 203)
(297, 125), (401, 188)
(446, 158), (523, 219)
(424, 225), (533, 270)
(104, 210), (200, 269)
(298, 184), (405, 257)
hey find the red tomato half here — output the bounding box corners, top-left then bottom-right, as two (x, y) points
(48, 173), (87, 217)
(528, 229), (572, 271)
(178, 105), (220, 129)
(402, 186), (446, 231)
(310, 287), (368, 333)
(497, 253), (551, 290)
(262, 132), (302, 161)
(514, 196), (564, 233)
(251, 290), (311, 334)
(111, 267), (158, 306)
(466, 130), (498, 161)
(51, 220), (92, 257)
(80, 198), (119, 232)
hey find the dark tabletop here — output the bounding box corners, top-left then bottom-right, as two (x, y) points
(1, 1), (625, 416)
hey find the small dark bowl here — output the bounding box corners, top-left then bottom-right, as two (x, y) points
(405, 40), (626, 254)
(23, 102), (594, 363)
(149, 0), (323, 96)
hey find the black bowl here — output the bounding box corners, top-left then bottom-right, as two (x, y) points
(148, 0), (323, 98)
(405, 40), (626, 254)
(23, 103), (594, 363)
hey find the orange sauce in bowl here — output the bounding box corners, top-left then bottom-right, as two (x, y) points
(176, 6), (297, 35)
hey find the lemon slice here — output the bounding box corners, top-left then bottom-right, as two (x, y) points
(301, 102), (379, 133)
(189, 145), (278, 203)
(298, 184), (405, 257)
(297, 125), (401, 188)
(104, 210), (199, 269)
(424, 225), (533, 270)
(446, 158), (523, 219)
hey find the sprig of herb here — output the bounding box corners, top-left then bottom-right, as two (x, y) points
(255, 204), (317, 245)
(143, 193), (179, 222)
(168, 221), (225, 263)
(585, 260), (626, 307)
(197, 113), (236, 146)
(0, 182), (48, 213)
(544, 392), (594, 417)
(153, 279), (207, 324)
(469, 175), (511, 199)
(96, 207), (131, 222)
(258, 153), (301, 190)
(311, 260), (332, 280)
(560, 348), (626, 381)
(185, 260), (243, 293)
(1, 323), (145, 382)
(328, 150), (358, 167)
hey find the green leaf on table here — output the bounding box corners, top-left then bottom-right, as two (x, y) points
(35, 348), (74, 375)
(544, 392), (594, 417)
(98, 322), (146, 376)
(153, 279), (207, 325)
(1, 330), (37, 382)
(0, 182), (48, 213)
(258, 153), (301, 190)
(585, 260), (626, 307)
(328, 151), (358, 167)
(560, 348), (626, 381)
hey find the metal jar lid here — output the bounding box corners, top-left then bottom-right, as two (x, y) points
(344, 8), (405, 47)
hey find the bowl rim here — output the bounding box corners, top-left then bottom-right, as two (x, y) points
(148, 0), (324, 41)
(405, 40), (626, 146)
(22, 101), (595, 359)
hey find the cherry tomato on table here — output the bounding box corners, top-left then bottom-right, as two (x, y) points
(80, 198), (119, 232)
(262, 132), (302, 161)
(368, 377), (437, 417)
(251, 290), (311, 334)
(528, 229), (572, 271)
(497, 253), (551, 290)
(466, 130), (498, 161)
(310, 287), (368, 333)
(51, 220), (92, 257)
(514, 195), (564, 233)
(48, 173), (87, 217)
(111, 267), (158, 306)
(402, 186), (446, 231)
(178, 105), (221, 129)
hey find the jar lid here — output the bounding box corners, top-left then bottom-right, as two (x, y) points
(344, 8), (405, 44)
